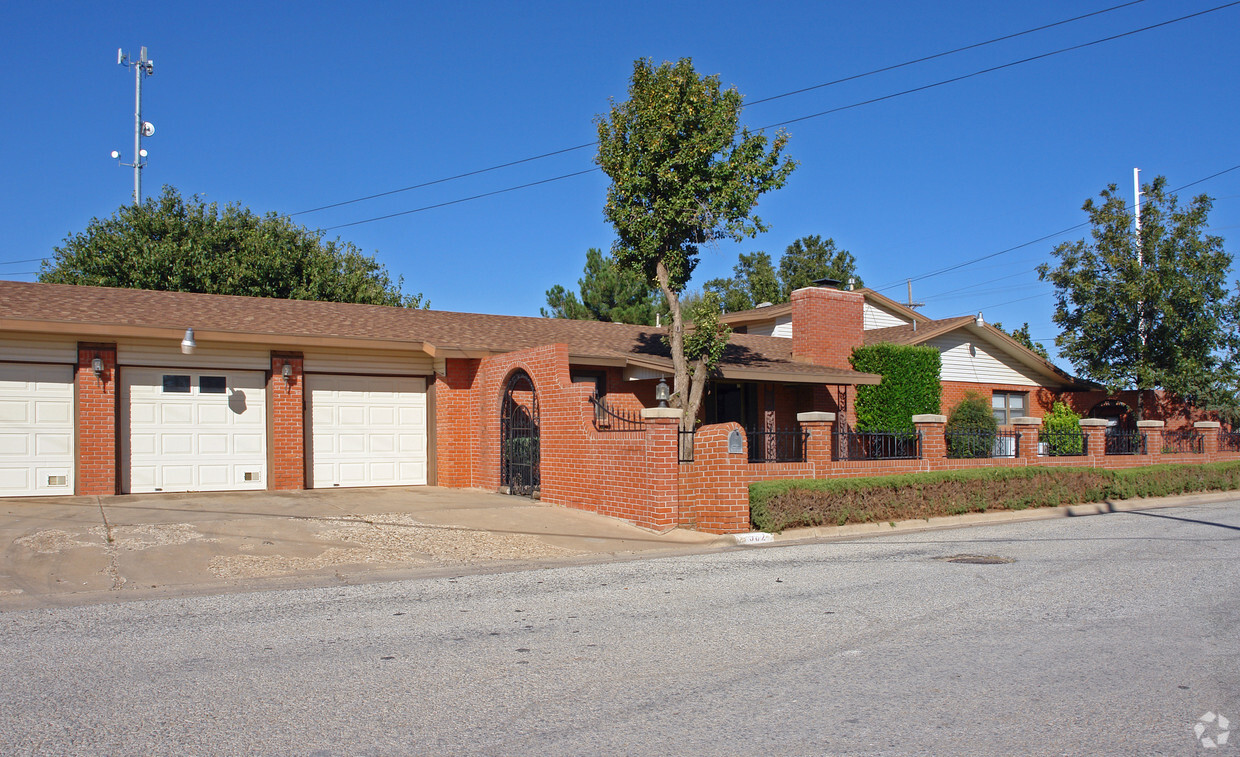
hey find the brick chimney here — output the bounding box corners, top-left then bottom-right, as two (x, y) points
(791, 284), (865, 369)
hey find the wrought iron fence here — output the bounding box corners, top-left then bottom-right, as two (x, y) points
(1039, 432), (1088, 457)
(1221, 431), (1240, 453)
(833, 429), (921, 461)
(587, 395), (643, 432)
(747, 428), (808, 464)
(678, 429), (696, 463)
(1104, 431), (1147, 456)
(945, 430), (1021, 459)
(1161, 429), (1203, 454)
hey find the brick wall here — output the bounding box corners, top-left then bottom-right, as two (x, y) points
(75, 343), (117, 495)
(270, 353), (304, 490)
(791, 286), (864, 370)
(940, 381), (1060, 420)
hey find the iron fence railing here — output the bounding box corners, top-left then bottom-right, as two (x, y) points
(1161, 429), (1204, 454)
(1104, 431), (1147, 456)
(1039, 432), (1089, 457)
(945, 430), (1021, 459)
(833, 429), (921, 461)
(1221, 431), (1240, 453)
(678, 429), (696, 463)
(587, 395), (643, 432)
(747, 428), (808, 464)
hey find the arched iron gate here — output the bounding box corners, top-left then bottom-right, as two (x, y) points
(500, 370), (540, 496)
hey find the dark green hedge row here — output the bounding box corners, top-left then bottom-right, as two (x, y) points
(749, 462), (1240, 532)
(849, 344), (941, 431)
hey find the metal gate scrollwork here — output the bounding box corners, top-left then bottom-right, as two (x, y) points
(500, 370), (540, 497)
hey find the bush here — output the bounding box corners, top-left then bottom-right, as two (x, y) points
(945, 392), (997, 458)
(749, 461), (1240, 532)
(849, 344), (941, 431)
(1042, 401), (1083, 455)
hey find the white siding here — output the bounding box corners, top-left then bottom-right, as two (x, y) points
(302, 349), (433, 376)
(929, 332), (1044, 387)
(747, 315), (792, 338)
(863, 302), (913, 330)
(0, 335), (77, 364)
(118, 339), (270, 370)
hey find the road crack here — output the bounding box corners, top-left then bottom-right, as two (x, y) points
(96, 496), (125, 591)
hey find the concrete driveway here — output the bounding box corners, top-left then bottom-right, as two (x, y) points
(0, 487), (722, 609)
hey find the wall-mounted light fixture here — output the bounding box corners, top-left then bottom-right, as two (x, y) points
(281, 362), (293, 381)
(655, 377), (670, 408)
(91, 356), (104, 377)
(180, 328), (196, 355)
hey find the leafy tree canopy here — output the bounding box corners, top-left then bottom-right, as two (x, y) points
(542, 248), (666, 325)
(40, 186), (427, 308)
(705, 235), (863, 312)
(992, 321), (1049, 359)
(595, 57), (795, 426)
(703, 251), (782, 312)
(1037, 176), (1237, 418)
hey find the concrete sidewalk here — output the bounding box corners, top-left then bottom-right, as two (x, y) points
(0, 487), (724, 609)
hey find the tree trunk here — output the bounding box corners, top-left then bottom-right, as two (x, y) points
(654, 260), (701, 431)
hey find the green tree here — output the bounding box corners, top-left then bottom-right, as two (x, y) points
(703, 251), (781, 312)
(595, 58), (795, 426)
(778, 235), (862, 297)
(1041, 401), (1083, 456)
(1037, 176), (1238, 419)
(945, 392), (998, 459)
(542, 248), (665, 324)
(992, 321), (1049, 359)
(40, 186), (427, 307)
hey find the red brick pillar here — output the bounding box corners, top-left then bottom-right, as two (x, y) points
(1079, 419), (1108, 467)
(1195, 421), (1221, 461)
(270, 353), (305, 490)
(797, 411), (836, 467)
(641, 408), (682, 532)
(913, 414), (946, 463)
(76, 343), (117, 495)
(1136, 420), (1164, 462)
(1012, 416), (1041, 464)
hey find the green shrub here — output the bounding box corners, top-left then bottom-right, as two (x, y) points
(748, 461), (1240, 532)
(849, 344), (941, 431)
(1041, 401), (1083, 455)
(945, 392), (997, 458)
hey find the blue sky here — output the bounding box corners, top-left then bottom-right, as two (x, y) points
(2, 0), (1237, 364)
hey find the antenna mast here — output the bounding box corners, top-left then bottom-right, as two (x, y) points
(112, 47), (155, 204)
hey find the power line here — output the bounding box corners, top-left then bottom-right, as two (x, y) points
(290, 0), (1153, 219)
(323, 7), (1240, 234)
(0, 257), (48, 266)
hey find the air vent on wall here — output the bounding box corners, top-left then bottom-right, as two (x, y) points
(47, 475), (67, 487)
(244, 472), (261, 482)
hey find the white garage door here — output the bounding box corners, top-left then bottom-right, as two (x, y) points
(307, 375), (427, 488)
(0, 363), (74, 497)
(122, 368), (267, 493)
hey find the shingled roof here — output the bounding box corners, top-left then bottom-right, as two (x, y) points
(0, 281), (879, 385)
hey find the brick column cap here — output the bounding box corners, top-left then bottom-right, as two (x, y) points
(1136, 420), (1165, 428)
(797, 411), (836, 422)
(1194, 420), (1222, 429)
(912, 414), (946, 424)
(1079, 418), (1109, 427)
(1011, 416), (1041, 426)
(641, 407), (684, 420)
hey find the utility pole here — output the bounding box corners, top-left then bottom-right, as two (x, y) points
(112, 47), (155, 204)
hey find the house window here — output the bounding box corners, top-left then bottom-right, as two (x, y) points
(162, 375), (191, 393)
(571, 370), (607, 398)
(992, 391), (1026, 426)
(199, 376), (227, 394)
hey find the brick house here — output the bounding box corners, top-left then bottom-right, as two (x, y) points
(2, 279), (1228, 532)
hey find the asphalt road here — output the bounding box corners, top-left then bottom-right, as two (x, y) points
(2, 500), (1237, 756)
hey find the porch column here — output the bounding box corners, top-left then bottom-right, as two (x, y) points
(1136, 420), (1164, 462)
(1011, 416), (1041, 463)
(1079, 418), (1108, 467)
(912, 414), (946, 461)
(641, 408), (683, 532)
(797, 411), (836, 466)
(1194, 420), (1221, 461)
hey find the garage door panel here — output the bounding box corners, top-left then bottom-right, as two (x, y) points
(122, 368), (266, 493)
(308, 374), (427, 488)
(0, 363), (74, 496)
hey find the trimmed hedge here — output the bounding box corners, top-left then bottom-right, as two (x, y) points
(749, 462), (1240, 532)
(850, 343), (941, 432)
